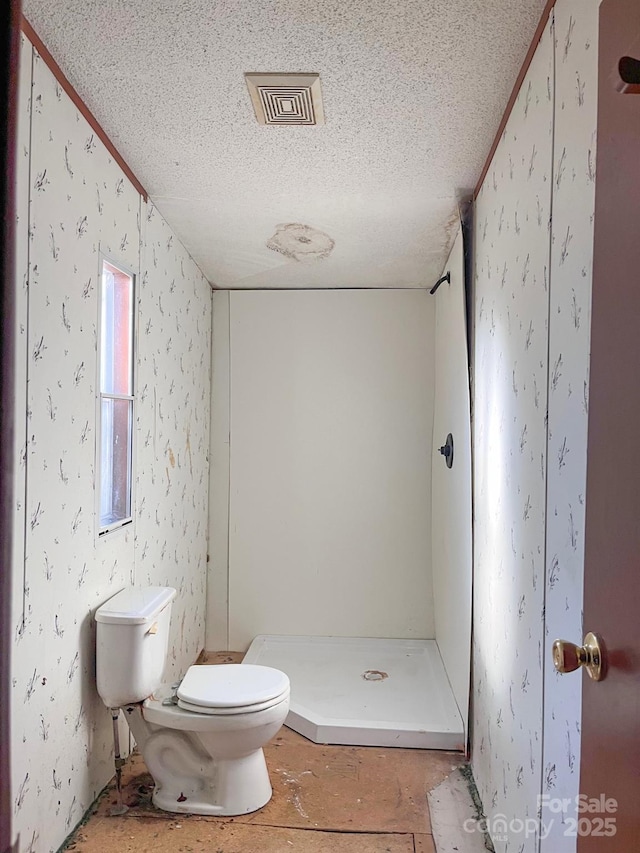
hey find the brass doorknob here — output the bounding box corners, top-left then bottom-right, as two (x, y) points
(552, 632), (606, 681)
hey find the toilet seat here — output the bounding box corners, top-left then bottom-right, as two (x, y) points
(177, 692), (289, 715)
(176, 664), (290, 716)
(143, 689), (290, 731)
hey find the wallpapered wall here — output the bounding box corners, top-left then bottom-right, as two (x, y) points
(11, 38), (212, 853)
(472, 2), (598, 852)
(137, 203), (211, 678)
(541, 2), (598, 849)
(473, 16), (554, 850)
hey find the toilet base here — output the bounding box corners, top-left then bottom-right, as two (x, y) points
(148, 741), (273, 816)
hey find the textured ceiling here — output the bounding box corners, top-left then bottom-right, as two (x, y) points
(23, 0), (547, 289)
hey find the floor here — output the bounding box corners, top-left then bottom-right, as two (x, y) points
(63, 653), (466, 853)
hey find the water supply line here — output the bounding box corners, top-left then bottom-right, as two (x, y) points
(109, 708), (129, 816)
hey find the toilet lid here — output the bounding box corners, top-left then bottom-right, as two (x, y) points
(176, 664), (290, 710)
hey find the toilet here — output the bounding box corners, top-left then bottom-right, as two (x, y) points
(95, 586), (290, 816)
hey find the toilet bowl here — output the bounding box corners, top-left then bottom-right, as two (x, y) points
(126, 666), (290, 815)
(95, 587), (290, 816)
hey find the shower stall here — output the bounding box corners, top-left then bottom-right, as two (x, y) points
(208, 229), (472, 751)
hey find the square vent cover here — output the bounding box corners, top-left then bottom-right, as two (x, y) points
(245, 73), (324, 126)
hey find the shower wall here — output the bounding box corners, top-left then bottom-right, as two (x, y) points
(431, 228), (472, 733)
(472, 2), (599, 851)
(208, 289), (436, 651)
(11, 36), (212, 853)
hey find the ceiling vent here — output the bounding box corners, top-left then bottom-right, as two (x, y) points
(245, 73), (325, 126)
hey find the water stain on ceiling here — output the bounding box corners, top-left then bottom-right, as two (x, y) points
(266, 223), (334, 262)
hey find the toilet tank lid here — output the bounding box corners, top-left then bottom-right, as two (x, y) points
(95, 586), (177, 625)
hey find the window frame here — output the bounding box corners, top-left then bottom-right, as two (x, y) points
(95, 251), (138, 538)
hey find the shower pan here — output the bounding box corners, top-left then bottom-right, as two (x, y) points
(243, 634), (464, 750)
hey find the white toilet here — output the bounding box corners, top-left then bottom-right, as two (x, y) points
(95, 586), (290, 816)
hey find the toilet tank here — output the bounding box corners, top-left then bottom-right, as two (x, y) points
(95, 586), (177, 707)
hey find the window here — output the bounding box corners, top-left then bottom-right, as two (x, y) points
(97, 258), (135, 535)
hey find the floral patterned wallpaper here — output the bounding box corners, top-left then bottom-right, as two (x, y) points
(11, 39), (211, 853)
(541, 2), (598, 850)
(472, 2), (599, 852)
(472, 14), (554, 853)
(137, 201), (211, 682)
(11, 33), (32, 750)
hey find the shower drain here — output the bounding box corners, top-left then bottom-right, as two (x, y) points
(362, 669), (388, 681)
